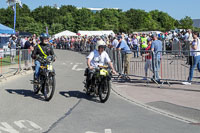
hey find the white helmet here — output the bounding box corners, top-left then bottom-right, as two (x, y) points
(95, 40), (106, 50)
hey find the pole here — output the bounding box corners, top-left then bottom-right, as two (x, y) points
(14, 3), (16, 33)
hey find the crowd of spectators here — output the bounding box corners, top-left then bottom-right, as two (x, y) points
(6, 29), (199, 84)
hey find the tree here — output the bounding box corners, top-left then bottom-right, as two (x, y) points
(126, 9), (156, 31)
(99, 9), (120, 31)
(74, 8), (95, 31)
(118, 12), (129, 33)
(23, 22), (43, 35)
(51, 23), (64, 35)
(179, 16), (193, 29)
(0, 4), (194, 34)
(149, 10), (176, 31)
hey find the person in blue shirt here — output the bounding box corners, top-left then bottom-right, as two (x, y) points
(151, 34), (162, 82)
(117, 35), (132, 75)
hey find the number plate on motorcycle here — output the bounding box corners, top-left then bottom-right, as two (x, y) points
(47, 65), (53, 71)
(100, 70), (107, 76)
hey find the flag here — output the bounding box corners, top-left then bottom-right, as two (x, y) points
(46, 27), (48, 35)
(16, 0), (23, 8)
(7, 0), (23, 8)
(7, 0), (14, 6)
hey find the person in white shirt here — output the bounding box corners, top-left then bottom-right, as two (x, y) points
(187, 32), (200, 83)
(87, 40), (116, 72)
(85, 40), (117, 88)
(111, 37), (119, 48)
(20, 36), (27, 49)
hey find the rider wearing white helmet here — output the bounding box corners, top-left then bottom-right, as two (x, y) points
(87, 39), (116, 73)
(85, 39), (116, 88)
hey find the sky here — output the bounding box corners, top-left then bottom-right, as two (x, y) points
(0, 0), (199, 20)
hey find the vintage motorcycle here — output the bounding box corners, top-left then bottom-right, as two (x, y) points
(32, 56), (56, 101)
(84, 65), (112, 103)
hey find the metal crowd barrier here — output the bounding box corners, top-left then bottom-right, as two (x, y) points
(107, 48), (200, 84)
(0, 49), (32, 77)
(154, 50), (200, 83)
(62, 40), (200, 84)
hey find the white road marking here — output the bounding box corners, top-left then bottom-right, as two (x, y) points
(105, 129), (112, 133)
(0, 122), (19, 133)
(0, 120), (42, 133)
(85, 129), (112, 133)
(14, 120), (42, 131)
(72, 65), (78, 70)
(72, 64), (85, 71)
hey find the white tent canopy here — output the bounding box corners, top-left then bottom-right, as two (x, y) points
(53, 30), (77, 38)
(78, 30), (115, 36)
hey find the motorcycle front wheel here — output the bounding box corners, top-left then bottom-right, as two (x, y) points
(43, 75), (56, 101)
(33, 74), (40, 94)
(98, 78), (111, 103)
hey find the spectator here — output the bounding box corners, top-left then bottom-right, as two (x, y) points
(8, 35), (17, 64)
(32, 34), (37, 46)
(24, 38), (34, 70)
(151, 34), (162, 83)
(183, 32), (200, 85)
(117, 35), (132, 75)
(142, 39), (153, 80)
(20, 36), (27, 49)
(111, 37), (119, 48)
(132, 34), (139, 58)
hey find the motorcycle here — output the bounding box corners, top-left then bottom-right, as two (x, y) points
(32, 56), (56, 101)
(84, 66), (112, 103)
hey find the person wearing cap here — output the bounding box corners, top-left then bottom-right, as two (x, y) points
(116, 35), (132, 75)
(8, 35), (17, 64)
(151, 34), (162, 83)
(85, 40), (117, 89)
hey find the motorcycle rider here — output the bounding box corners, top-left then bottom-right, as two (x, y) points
(85, 39), (117, 89)
(32, 33), (55, 83)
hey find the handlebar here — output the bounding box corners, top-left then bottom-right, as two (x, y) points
(98, 65), (109, 69)
(37, 56), (54, 63)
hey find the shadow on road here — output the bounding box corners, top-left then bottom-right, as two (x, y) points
(6, 89), (45, 101)
(60, 91), (100, 103)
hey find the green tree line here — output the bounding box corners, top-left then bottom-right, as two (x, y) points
(0, 4), (196, 35)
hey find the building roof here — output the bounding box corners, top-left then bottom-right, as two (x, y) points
(193, 19), (200, 28)
(77, 7), (119, 11)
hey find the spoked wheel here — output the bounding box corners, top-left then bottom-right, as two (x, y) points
(33, 74), (39, 94)
(33, 84), (40, 94)
(98, 79), (111, 103)
(43, 75), (56, 101)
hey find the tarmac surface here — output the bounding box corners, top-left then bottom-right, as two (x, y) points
(0, 49), (199, 133)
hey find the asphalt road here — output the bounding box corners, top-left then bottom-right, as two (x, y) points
(0, 49), (199, 133)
